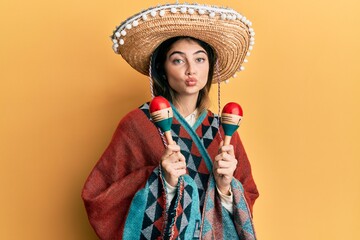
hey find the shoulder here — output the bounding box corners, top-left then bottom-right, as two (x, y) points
(111, 102), (164, 149)
(113, 102), (153, 136)
(120, 102), (150, 124)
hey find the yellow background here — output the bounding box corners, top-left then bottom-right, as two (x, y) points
(1, 0), (359, 239)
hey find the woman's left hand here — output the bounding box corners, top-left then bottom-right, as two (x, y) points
(213, 142), (237, 195)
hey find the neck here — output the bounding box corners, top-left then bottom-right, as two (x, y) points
(173, 94), (198, 117)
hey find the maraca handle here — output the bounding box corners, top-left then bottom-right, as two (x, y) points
(223, 135), (232, 146)
(164, 131), (174, 145)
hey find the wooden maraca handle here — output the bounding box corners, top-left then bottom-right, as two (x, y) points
(223, 135), (232, 146)
(164, 131), (174, 145)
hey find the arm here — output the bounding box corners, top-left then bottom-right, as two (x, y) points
(231, 131), (259, 214)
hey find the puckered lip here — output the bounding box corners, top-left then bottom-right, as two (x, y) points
(185, 77), (197, 86)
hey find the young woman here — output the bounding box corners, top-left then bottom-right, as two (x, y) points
(82, 3), (259, 240)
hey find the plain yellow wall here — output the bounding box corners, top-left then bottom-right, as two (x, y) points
(1, 0), (359, 239)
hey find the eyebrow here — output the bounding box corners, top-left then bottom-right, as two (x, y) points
(168, 50), (207, 58)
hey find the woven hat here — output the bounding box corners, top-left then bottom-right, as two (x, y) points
(111, 3), (255, 83)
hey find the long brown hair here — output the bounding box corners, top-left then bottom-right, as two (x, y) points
(151, 36), (217, 115)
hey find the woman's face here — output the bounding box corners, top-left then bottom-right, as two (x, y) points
(164, 38), (210, 98)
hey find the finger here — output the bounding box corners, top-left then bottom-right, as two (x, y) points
(219, 145), (235, 156)
(168, 153), (183, 163)
(217, 160), (232, 169)
(215, 167), (234, 177)
(215, 152), (234, 162)
(176, 152), (186, 163)
(172, 161), (187, 170)
(168, 167), (187, 177)
(219, 153), (237, 163)
(162, 145), (181, 162)
(163, 158), (186, 169)
(164, 152), (185, 164)
(214, 152), (225, 161)
(167, 144), (181, 153)
(162, 148), (176, 161)
(162, 153), (176, 164)
(175, 169), (187, 177)
(213, 162), (220, 172)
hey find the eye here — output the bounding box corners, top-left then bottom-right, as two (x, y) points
(172, 59), (184, 64)
(196, 57), (206, 63)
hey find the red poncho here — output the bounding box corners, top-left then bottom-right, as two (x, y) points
(82, 103), (259, 239)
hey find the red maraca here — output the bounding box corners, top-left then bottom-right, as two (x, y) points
(149, 96), (174, 145)
(221, 102), (243, 146)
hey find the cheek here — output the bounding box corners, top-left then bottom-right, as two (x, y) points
(166, 68), (177, 79)
(166, 72), (180, 90)
(165, 64), (181, 79)
(200, 65), (210, 81)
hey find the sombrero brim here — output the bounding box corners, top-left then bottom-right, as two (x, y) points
(112, 4), (255, 83)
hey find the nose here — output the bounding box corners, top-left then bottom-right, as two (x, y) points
(185, 62), (196, 76)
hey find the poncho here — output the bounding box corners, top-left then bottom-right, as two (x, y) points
(82, 103), (259, 239)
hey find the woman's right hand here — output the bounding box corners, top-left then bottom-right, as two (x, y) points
(160, 144), (187, 187)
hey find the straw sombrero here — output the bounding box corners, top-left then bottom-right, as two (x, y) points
(111, 3), (255, 83)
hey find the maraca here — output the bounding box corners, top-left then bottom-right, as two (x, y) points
(221, 102), (243, 146)
(149, 96), (174, 145)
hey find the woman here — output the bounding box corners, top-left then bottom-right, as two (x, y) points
(82, 3), (258, 240)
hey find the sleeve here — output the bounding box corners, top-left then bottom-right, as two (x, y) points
(231, 131), (259, 215)
(81, 109), (164, 239)
(216, 186), (234, 213)
(164, 178), (177, 209)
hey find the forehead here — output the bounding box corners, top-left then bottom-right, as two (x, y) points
(167, 38), (206, 54)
